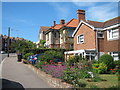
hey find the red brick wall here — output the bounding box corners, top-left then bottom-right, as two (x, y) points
(103, 31), (119, 52)
(98, 38), (104, 52)
(74, 24), (96, 50)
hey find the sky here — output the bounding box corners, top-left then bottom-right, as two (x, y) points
(2, 2), (119, 42)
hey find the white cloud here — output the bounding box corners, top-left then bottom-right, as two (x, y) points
(86, 3), (118, 22)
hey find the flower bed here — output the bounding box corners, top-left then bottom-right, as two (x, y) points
(41, 64), (67, 78)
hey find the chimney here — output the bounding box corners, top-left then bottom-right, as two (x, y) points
(77, 9), (85, 23)
(53, 21), (56, 26)
(60, 19), (65, 25)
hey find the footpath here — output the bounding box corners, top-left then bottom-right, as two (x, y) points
(1, 54), (52, 88)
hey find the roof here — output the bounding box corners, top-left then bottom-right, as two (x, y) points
(87, 20), (104, 28)
(86, 16), (120, 28)
(65, 18), (78, 27)
(72, 16), (120, 37)
(51, 24), (64, 30)
(104, 16), (120, 27)
(40, 26), (50, 32)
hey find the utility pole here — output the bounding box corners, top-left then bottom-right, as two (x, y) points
(7, 27), (10, 57)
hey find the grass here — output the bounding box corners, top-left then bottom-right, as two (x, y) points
(80, 74), (118, 88)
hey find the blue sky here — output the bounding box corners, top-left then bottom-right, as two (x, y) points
(2, 2), (118, 42)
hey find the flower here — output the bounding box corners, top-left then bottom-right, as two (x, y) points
(112, 71), (115, 72)
(44, 62), (47, 64)
(50, 60), (53, 62)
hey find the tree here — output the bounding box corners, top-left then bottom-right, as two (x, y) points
(39, 39), (46, 48)
(10, 40), (36, 53)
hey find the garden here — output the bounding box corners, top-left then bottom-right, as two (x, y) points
(22, 50), (120, 89)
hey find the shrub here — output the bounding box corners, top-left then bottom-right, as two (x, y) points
(22, 52), (34, 60)
(114, 60), (120, 67)
(67, 56), (84, 66)
(35, 61), (46, 68)
(38, 50), (64, 63)
(92, 62), (107, 74)
(98, 54), (115, 70)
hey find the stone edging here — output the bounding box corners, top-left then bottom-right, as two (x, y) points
(22, 60), (73, 88)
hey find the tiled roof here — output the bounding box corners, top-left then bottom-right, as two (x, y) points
(40, 26), (50, 32)
(87, 20), (104, 28)
(104, 16), (120, 27)
(86, 16), (120, 28)
(65, 18), (78, 27)
(51, 24), (64, 30)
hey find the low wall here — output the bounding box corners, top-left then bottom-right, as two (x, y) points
(23, 62), (73, 88)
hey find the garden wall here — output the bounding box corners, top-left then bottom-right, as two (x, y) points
(24, 63), (73, 88)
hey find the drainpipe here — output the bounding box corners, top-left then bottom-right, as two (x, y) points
(95, 29), (99, 60)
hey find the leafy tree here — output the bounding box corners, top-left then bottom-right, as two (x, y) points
(39, 39), (46, 48)
(10, 40), (36, 53)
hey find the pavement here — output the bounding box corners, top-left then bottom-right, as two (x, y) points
(1, 54), (52, 89)
(0, 53), (7, 63)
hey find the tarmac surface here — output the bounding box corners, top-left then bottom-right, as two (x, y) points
(1, 54), (52, 89)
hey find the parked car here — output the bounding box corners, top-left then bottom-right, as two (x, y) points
(0, 51), (5, 54)
(28, 54), (43, 64)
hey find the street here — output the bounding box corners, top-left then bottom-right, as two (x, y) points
(0, 53), (7, 63)
(1, 54), (52, 88)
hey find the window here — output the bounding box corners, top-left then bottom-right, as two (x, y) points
(97, 31), (104, 38)
(107, 28), (119, 40)
(68, 30), (74, 37)
(110, 52), (119, 60)
(77, 34), (84, 44)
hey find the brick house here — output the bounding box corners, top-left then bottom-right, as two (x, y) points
(0, 35), (26, 52)
(65, 13), (120, 61)
(43, 10), (85, 49)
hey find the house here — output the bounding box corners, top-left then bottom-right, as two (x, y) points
(0, 35), (26, 52)
(44, 20), (64, 48)
(44, 9), (85, 49)
(37, 26), (50, 48)
(65, 11), (120, 61)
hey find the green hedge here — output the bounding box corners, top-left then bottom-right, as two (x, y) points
(23, 48), (72, 55)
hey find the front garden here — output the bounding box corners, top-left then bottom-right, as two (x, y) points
(22, 50), (120, 89)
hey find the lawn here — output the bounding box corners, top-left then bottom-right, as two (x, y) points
(80, 74), (118, 88)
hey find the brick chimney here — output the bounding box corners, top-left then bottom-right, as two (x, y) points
(53, 21), (56, 26)
(60, 19), (65, 25)
(77, 9), (85, 23)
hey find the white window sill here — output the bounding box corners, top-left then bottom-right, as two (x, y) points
(108, 37), (119, 41)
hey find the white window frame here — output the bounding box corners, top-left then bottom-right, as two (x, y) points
(77, 34), (84, 44)
(107, 28), (119, 40)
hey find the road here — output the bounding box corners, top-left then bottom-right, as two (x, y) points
(0, 54), (7, 63)
(1, 54), (52, 89)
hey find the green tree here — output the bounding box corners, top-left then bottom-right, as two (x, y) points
(10, 40), (36, 53)
(39, 39), (46, 48)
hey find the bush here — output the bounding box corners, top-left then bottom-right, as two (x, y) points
(92, 62), (107, 74)
(38, 50), (64, 63)
(98, 54), (115, 70)
(22, 52), (34, 60)
(67, 56), (84, 66)
(114, 60), (120, 67)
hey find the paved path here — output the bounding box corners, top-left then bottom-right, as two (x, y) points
(1, 55), (52, 88)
